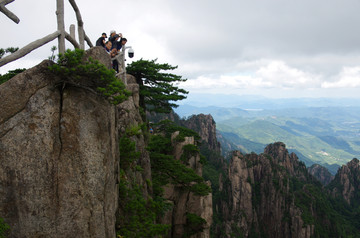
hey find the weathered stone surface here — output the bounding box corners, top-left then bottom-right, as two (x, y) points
(182, 114), (220, 152)
(84, 46), (113, 69)
(0, 48), (118, 238)
(116, 74), (152, 195)
(308, 164), (334, 185)
(160, 134), (212, 238)
(217, 143), (314, 238)
(329, 158), (360, 205)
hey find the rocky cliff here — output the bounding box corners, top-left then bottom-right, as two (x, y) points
(217, 143), (315, 238)
(329, 158), (360, 206)
(0, 47), (212, 238)
(181, 114), (220, 153)
(209, 141), (359, 237)
(308, 164), (334, 185)
(159, 133), (212, 238)
(162, 111), (360, 237)
(0, 47), (118, 237)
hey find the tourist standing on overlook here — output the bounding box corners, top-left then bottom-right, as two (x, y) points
(110, 34), (121, 51)
(101, 31), (128, 73)
(104, 41), (117, 70)
(104, 41), (112, 53)
(117, 37), (127, 51)
(95, 33), (107, 47)
(108, 30), (119, 43)
(110, 34), (123, 72)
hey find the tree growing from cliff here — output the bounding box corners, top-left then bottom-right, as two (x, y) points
(126, 59), (188, 114)
(49, 48), (130, 104)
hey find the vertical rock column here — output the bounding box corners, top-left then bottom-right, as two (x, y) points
(0, 47), (119, 238)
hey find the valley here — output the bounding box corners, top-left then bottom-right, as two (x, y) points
(175, 99), (360, 174)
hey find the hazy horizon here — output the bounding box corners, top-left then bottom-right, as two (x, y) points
(176, 92), (360, 110)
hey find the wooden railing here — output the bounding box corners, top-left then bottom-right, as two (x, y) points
(0, 0), (93, 67)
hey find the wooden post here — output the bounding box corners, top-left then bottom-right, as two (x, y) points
(69, 24), (75, 39)
(0, 0), (95, 69)
(56, 0), (65, 54)
(68, 0), (84, 49)
(65, 32), (80, 49)
(84, 33), (93, 48)
(0, 0), (20, 24)
(0, 31), (60, 67)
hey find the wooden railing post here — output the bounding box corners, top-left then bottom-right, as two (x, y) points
(56, 0), (65, 54)
(69, 24), (76, 39)
(68, 0), (84, 49)
(0, 31), (61, 67)
(0, 0), (93, 68)
(0, 0), (20, 24)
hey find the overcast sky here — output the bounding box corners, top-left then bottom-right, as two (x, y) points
(2, 0), (360, 98)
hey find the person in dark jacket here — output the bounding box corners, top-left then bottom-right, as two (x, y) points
(110, 34), (121, 72)
(108, 30), (118, 43)
(95, 33), (107, 47)
(110, 34), (121, 50)
(117, 37), (127, 51)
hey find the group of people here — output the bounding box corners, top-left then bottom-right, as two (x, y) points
(95, 30), (127, 73)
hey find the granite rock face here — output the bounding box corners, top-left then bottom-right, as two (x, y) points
(182, 114), (220, 152)
(329, 158), (360, 205)
(116, 74), (152, 196)
(308, 164), (334, 185)
(160, 133), (212, 238)
(0, 47), (118, 238)
(216, 143), (314, 238)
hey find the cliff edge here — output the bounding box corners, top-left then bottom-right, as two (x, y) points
(0, 47), (118, 238)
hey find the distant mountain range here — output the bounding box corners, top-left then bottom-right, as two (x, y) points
(175, 96), (360, 174)
(178, 93), (360, 110)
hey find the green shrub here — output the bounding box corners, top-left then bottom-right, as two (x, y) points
(117, 170), (170, 238)
(183, 213), (207, 238)
(0, 217), (10, 238)
(155, 120), (201, 142)
(119, 136), (140, 170)
(148, 134), (211, 197)
(181, 144), (199, 162)
(49, 48), (130, 104)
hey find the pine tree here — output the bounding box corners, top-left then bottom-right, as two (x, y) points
(126, 58), (188, 113)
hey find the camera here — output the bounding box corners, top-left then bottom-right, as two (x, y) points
(128, 47), (134, 58)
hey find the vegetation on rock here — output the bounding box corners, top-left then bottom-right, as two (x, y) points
(148, 120), (211, 197)
(117, 125), (170, 237)
(183, 213), (207, 238)
(117, 170), (170, 238)
(0, 217), (9, 238)
(117, 119), (211, 237)
(49, 48), (130, 104)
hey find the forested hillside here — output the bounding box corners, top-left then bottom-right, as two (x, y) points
(176, 104), (360, 174)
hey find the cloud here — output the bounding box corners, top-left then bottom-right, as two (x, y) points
(322, 66), (360, 88)
(255, 61), (321, 89)
(181, 60), (321, 93)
